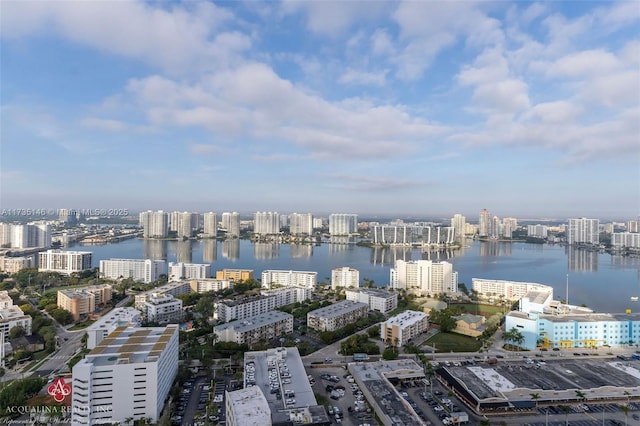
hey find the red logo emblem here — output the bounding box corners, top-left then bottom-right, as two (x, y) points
(47, 377), (71, 403)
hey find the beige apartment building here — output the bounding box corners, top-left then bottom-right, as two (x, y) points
(381, 310), (429, 346)
(215, 269), (254, 282)
(57, 284), (113, 321)
(307, 300), (368, 332)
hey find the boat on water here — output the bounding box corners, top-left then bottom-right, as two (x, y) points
(631, 296), (639, 302)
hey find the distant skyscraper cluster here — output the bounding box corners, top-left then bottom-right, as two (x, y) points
(139, 210), (169, 238)
(0, 222), (51, 249)
(329, 214), (358, 235)
(253, 212), (280, 235)
(289, 213), (313, 235)
(221, 212), (240, 237)
(567, 218), (600, 245)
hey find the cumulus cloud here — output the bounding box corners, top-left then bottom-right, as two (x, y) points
(0, 1), (247, 74)
(321, 174), (427, 192)
(338, 68), (388, 86)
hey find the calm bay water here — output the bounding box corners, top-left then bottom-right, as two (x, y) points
(69, 239), (639, 313)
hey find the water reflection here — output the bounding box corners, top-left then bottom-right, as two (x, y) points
(566, 246), (598, 272)
(479, 241), (512, 257)
(290, 244), (313, 258)
(370, 246), (412, 266)
(329, 236), (356, 253)
(202, 239), (217, 263)
(143, 239), (167, 260)
(221, 239), (239, 261)
(254, 242), (279, 259)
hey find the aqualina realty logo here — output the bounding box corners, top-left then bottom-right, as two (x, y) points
(47, 377), (71, 403)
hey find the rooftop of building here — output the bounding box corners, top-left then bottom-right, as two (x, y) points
(457, 313), (485, 325)
(146, 293), (181, 304)
(523, 290), (553, 304)
(384, 310), (428, 325)
(346, 288), (397, 298)
(307, 300), (368, 319)
(0, 305), (28, 320)
(214, 311), (292, 333)
(41, 249), (92, 255)
(442, 357), (640, 403)
(86, 307), (142, 332)
(540, 311), (640, 323)
(217, 294), (270, 307)
(348, 360), (425, 426)
(85, 324), (178, 365)
(262, 269), (317, 275)
(244, 347), (317, 412)
(225, 386), (270, 426)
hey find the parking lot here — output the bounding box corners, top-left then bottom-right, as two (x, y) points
(306, 366), (377, 426)
(170, 373), (228, 426)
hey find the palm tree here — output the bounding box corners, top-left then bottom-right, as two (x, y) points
(620, 404), (630, 426)
(530, 392), (540, 412)
(559, 405), (571, 426)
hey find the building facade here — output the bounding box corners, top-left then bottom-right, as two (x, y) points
(612, 232), (640, 250)
(71, 325), (179, 426)
(329, 214), (358, 235)
(216, 269), (254, 282)
(567, 218), (600, 245)
(0, 256), (34, 274)
(57, 285), (113, 320)
(142, 293), (183, 324)
(225, 386), (272, 426)
(389, 260), (458, 296)
(139, 210), (169, 239)
(331, 266), (360, 290)
(221, 212), (240, 237)
(0, 291), (32, 341)
(214, 311), (294, 347)
(307, 300), (368, 332)
(99, 258), (166, 283)
(471, 278), (554, 302)
(288, 213), (313, 236)
(189, 278), (232, 293)
(203, 212), (218, 238)
(381, 310), (429, 346)
(168, 262), (211, 282)
(254, 212), (280, 236)
(134, 281), (191, 308)
(261, 270), (317, 290)
(39, 250), (92, 275)
(345, 289), (398, 314)
(215, 295), (277, 323)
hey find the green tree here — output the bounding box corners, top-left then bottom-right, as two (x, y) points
(382, 347), (398, 360)
(9, 325), (26, 339)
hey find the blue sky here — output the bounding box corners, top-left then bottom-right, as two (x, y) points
(1, 1), (639, 220)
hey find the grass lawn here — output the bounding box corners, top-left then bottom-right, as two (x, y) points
(454, 303), (505, 317)
(426, 332), (482, 353)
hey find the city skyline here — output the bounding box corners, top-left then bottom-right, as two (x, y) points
(1, 1), (639, 218)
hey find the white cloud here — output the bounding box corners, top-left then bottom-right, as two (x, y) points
(547, 49), (621, 77)
(0, 1), (247, 74)
(338, 68), (387, 86)
(280, 1), (390, 36)
(118, 62), (445, 158)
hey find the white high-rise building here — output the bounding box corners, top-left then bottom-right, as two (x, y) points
(254, 212), (280, 235)
(451, 214), (466, 239)
(479, 209), (491, 237)
(261, 270), (317, 290)
(203, 212), (218, 238)
(331, 267), (359, 290)
(329, 214), (358, 235)
(502, 218), (518, 238)
(99, 259), (166, 283)
(567, 218), (600, 245)
(172, 211), (196, 238)
(289, 213), (313, 235)
(139, 210), (169, 238)
(39, 250), (92, 275)
(611, 232), (640, 249)
(222, 212), (240, 237)
(527, 224), (549, 238)
(0, 223), (11, 247)
(7, 223), (48, 248)
(0, 290), (32, 341)
(71, 324), (179, 426)
(85, 307), (142, 349)
(389, 260), (457, 296)
(168, 262), (210, 282)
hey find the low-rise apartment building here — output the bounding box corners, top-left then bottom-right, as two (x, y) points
(261, 270), (317, 290)
(307, 300), (369, 332)
(57, 284), (113, 321)
(215, 269), (254, 282)
(142, 293), (183, 324)
(214, 311), (293, 347)
(168, 262), (211, 282)
(345, 288), (398, 314)
(380, 310), (429, 346)
(99, 258), (166, 283)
